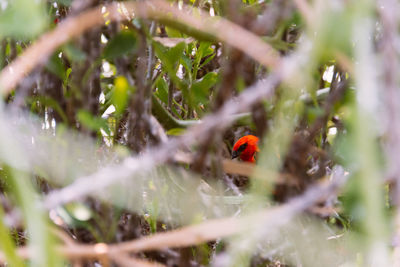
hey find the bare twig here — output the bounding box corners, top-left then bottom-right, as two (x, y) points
(0, 0), (280, 94)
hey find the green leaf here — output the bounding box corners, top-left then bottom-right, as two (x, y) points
(154, 41), (187, 88)
(180, 54), (192, 73)
(46, 52), (66, 80)
(77, 110), (111, 135)
(166, 128), (186, 136)
(155, 41), (186, 71)
(199, 53), (216, 69)
(244, 0), (258, 4)
(63, 43), (87, 62)
(193, 42), (213, 78)
(198, 42), (214, 58)
(64, 68), (72, 87)
(165, 26), (183, 38)
(112, 76), (131, 116)
(169, 42), (187, 68)
(155, 77), (169, 105)
(103, 30), (137, 60)
(191, 72), (219, 104)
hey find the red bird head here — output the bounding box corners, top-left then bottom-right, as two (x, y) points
(231, 135), (259, 163)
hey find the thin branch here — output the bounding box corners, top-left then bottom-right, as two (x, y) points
(0, 0), (280, 94)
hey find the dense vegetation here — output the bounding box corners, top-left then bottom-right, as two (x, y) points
(0, 0), (398, 266)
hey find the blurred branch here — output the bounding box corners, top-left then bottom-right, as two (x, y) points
(0, 0), (281, 94)
(352, 2), (390, 264)
(292, 0), (314, 25)
(1, 169), (347, 262)
(175, 152), (299, 189)
(377, 0), (400, 264)
(175, 151), (255, 177)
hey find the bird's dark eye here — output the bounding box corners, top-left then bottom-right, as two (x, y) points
(237, 143), (248, 153)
